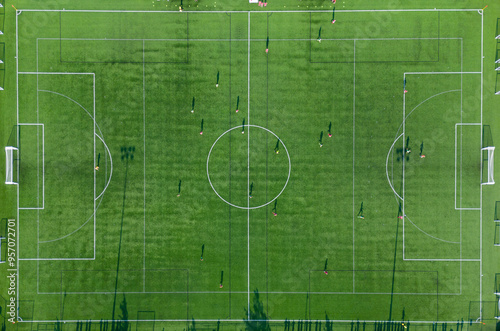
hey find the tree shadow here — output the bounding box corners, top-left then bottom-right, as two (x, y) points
(244, 289), (270, 331)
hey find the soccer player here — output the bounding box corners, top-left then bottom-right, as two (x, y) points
(191, 97), (195, 113)
(177, 179), (182, 197)
(317, 27), (322, 43)
(236, 96), (240, 113)
(331, 7), (336, 24)
(397, 202), (404, 220)
(332, 0), (336, 3)
(200, 244), (204, 261)
(328, 122), (332, 137)
(324, 259), (328, 275)
(249, 182), (254, 199)
(219, 271), (224, 288)
(274, 139), (280, 154)
(404, 78), (408, 94)
(200, 119), (204, 135)
(95, 153), (100, 171)
(357, 202), (364, 219)
(266, 36), (269, 54)
(272, 200), (278, 216)
(405, 136), (411, 154)
(241, 119), (245, 134)
(216, 71), (220, 87)
(319, 131), (324, 147)
(419, 141), (426, 158)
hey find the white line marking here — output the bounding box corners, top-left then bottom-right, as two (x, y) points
(399, 89), (461, 259)
(93, 65), (96, 261)
(386, 132), (404, 201)
(24, 319), (486, 324)
(38, 37), (463, 42)
(207, 126), (291, 209)
(19, 258), (95, 261)
(403, 258), (480, 262)
(352, 40), (356, 293)
(247, 10), (251, 320)
(403, 72), (406, 259)
(17, 8), (482, 12)
(405, 71), (481, 75)
(454, 123), (481, 210)
(455, 122), (457, 209)
(35, 290), (459, 296)
(15, 11), (19, 318)
(405, 215), (459, 244)
(143, 39), (147, 292)
(479, 9), (484, 320)
(94, 134), (113, 201)
(19, 72), (94, 75)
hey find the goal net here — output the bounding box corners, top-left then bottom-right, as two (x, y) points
(5, 146), (18, 185)
(482, 146), (495, 185)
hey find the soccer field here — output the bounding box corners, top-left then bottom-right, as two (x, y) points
(1, 1), (500, 330)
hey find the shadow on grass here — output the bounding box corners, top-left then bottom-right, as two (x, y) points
(244, 290), (270, 331)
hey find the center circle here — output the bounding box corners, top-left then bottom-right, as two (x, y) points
(206, 125), (291, 210)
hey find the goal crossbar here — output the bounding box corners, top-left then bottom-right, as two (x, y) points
(5, 146), (18, 185)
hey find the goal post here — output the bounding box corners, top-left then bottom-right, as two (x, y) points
(482, 125), (495, 185)
(5, 146), (18, 185)
(482, 146), (495, 185)
(0, 237), (5, 264)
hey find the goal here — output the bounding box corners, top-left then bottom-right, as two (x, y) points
(482, 146), (495, 185)
(0, 237), (5, 264)
(5, 146), (18, 185)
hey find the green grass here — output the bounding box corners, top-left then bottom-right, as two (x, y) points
(1, 1), (500, 330)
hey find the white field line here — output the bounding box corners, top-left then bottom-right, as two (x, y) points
(19, 72), (94, 75)
(18, 8), (482, 12)
(385, 132), (404, 201)
(17, 8), (484, 323)
(247, 11), (251, 320)
(143, 39), (146, 292)
(93, 64), (96, 260)
(24, 319), (486, 324)
(352, 40), (356, 293)
(17, 123), (45, 210)
(39, 37), (463, 42)
(19, 258), (95, 261)
(405, 72), (481, 75)
(479, 9), (484, 320)
(455, 123), (481, 210)
(36, 290), (459, 296)
(94, 134), (113, 200)
(403, 258), (480, 262)
(15, 11), (19, 318)
(402, 72), (406, 260)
